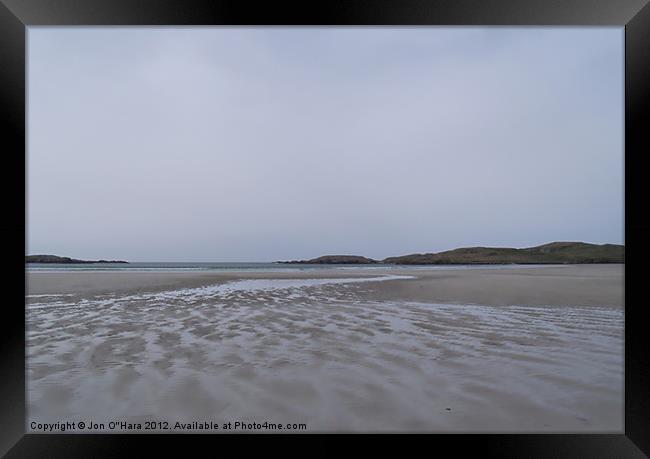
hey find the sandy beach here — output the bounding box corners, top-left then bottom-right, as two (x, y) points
(26, 264), (624, 432)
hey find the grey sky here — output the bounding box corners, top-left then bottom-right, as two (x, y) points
(27, 27), (623, 262)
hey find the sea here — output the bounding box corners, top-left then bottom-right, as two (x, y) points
(24, 262), (560, 272)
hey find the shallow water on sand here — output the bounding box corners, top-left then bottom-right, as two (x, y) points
(27, 276), (623, 432)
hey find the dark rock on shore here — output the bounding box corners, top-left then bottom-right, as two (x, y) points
(26, 255), (129, 264)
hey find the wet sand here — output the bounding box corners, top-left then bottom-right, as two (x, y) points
(26, 265), (624, 432)
(26, 264), (624, 307)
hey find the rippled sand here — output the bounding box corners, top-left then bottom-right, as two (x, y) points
(26, 267), (623, 432)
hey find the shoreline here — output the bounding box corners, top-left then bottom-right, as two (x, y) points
(26, 264), (624, 308)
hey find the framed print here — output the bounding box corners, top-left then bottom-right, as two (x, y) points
(1, 0), (649, 456)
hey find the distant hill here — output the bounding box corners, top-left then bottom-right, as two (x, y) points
(382, 242), (624, 265)
(26, 255), (128, 264)
(278, 255), (378, 264)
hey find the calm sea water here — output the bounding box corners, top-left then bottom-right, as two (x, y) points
(24, 262), (561, 272)
(26, 262), (367, 272)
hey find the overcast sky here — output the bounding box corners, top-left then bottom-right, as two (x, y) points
(27, 27), (623, 262)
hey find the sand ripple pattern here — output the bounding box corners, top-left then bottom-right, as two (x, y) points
(27, 276), (623, 432)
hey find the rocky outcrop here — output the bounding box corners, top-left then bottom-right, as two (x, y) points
(26, 255), (128, 264)
(277, 255), (378, 264)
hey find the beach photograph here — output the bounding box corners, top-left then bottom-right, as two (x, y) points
(26, 27), (624, 433)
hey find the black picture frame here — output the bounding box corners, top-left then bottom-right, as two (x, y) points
(2, 0), (648, 456)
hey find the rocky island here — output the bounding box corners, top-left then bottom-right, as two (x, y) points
(278, 255), (378, 264)
(26, 255), (129, 264)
